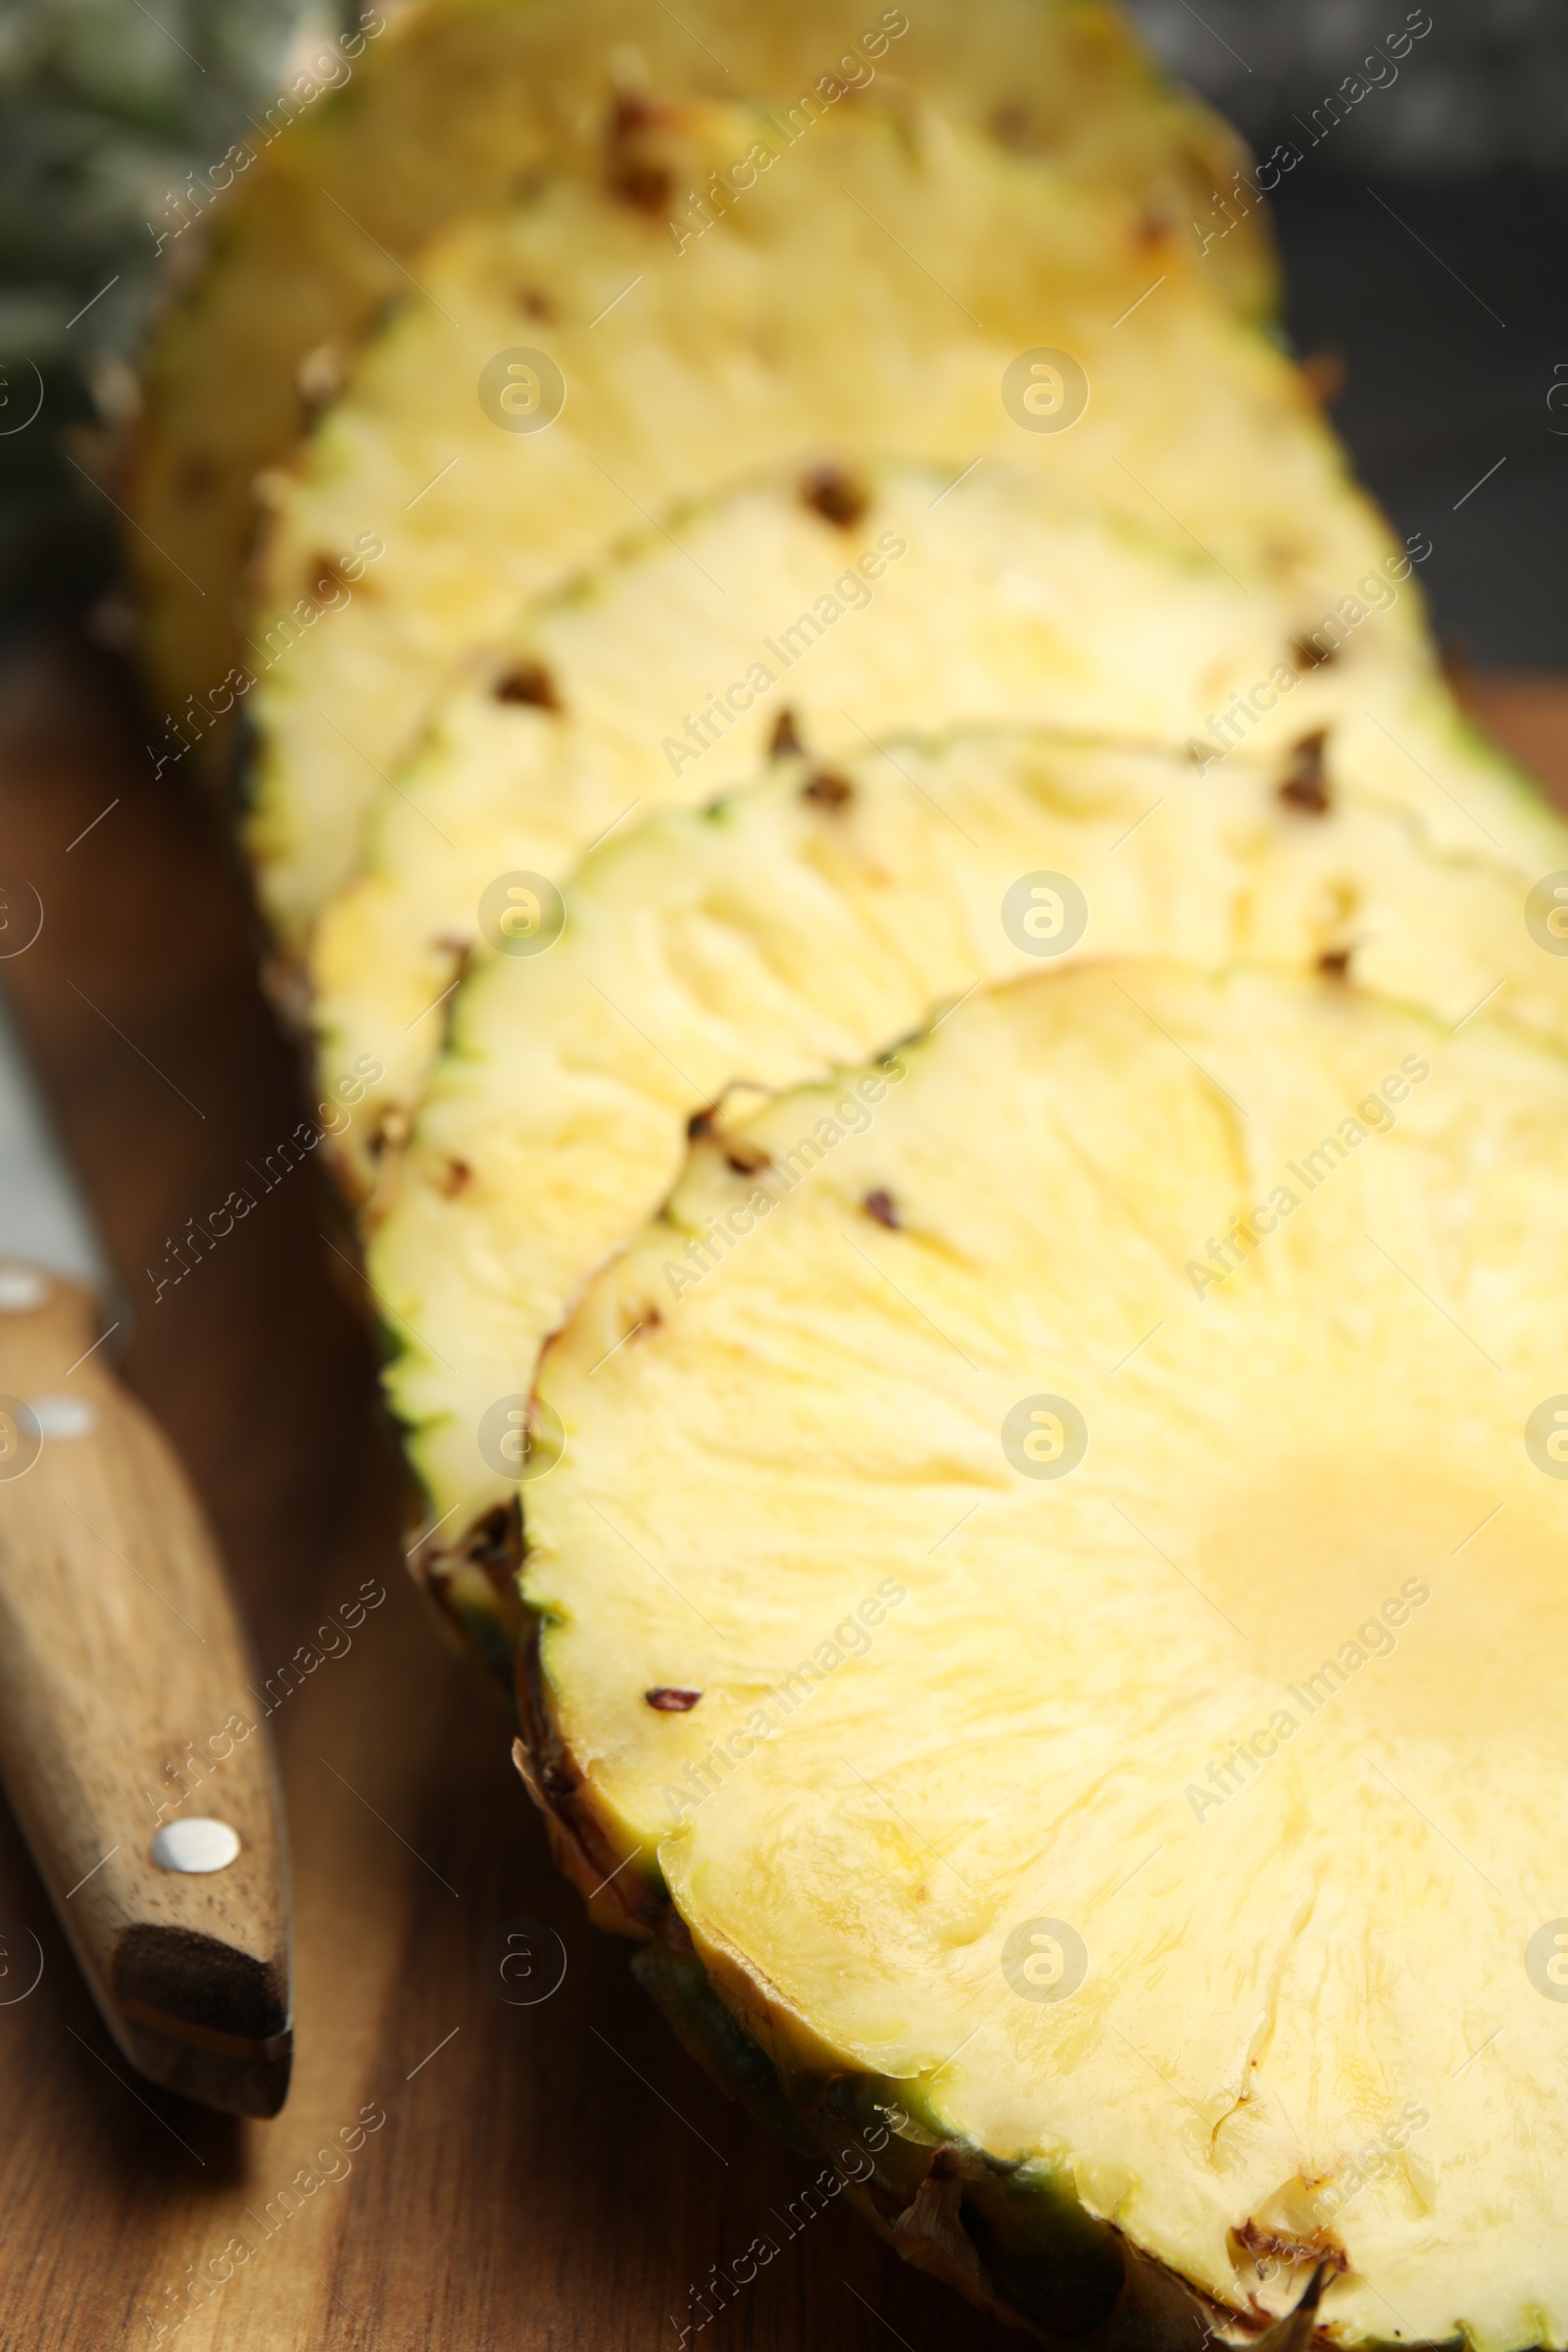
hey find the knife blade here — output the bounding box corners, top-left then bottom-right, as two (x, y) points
(0, 974), (291, 2117)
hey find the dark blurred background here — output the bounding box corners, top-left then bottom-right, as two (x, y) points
(0, 0), (1564, 664)
(1127, 0), (1568, 667)
(0, 0), (313, 639)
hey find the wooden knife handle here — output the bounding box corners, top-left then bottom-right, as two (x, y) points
(0, 1264), (291, 2116)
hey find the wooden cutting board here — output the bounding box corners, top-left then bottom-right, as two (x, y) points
(0, 632), (1562, 2352)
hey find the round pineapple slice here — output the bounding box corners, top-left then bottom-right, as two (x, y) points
(241, 89), (1401, 950)
(372, 721), (1568, 1562)
(129, 0), (1278, 723)
(309, 457), (1335, 1200)
(310, 460), (1560, 1208)
(524, 961), (1568, 2352)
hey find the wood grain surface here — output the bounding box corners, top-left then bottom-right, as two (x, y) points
(0, 632), (1563, 2352)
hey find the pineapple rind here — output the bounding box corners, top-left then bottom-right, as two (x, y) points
(630, 1940), (820, 2157)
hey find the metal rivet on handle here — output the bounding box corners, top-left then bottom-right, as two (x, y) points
(26, 1396), (97, 1440)
(150, 1818), (241, 1875)
(0, 1268), (48, 1312)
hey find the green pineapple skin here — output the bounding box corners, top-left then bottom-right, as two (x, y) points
(413, 1497), (524, 1691)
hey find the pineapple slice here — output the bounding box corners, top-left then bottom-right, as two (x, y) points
(373, 722), (1568, 1572)
(309, 456), (1346, 1201)
(128, 0), (1277, 722)
(309, 449), (1565, 1206)
(311, 460), (1560, 1207)
(524, 961), (1568, 2352)
(241, 90), (1402, 951)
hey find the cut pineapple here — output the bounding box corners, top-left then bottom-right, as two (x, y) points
(128, 0), (1277, 721)
(524, 961), (1568, 2352)
(309, 457), (1341, 1199)
(374, 721), (1568, 1569)
(241, 90), (1399, 949)
(311, 447), (1563, 1202)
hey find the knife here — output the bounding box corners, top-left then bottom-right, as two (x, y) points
(0, 973), (291, 2117)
